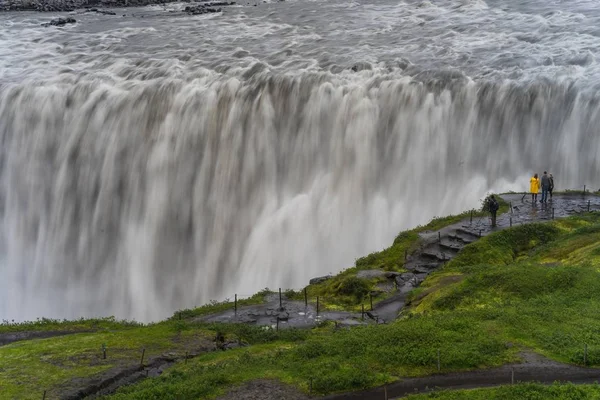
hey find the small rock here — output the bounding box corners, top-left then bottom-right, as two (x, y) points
(398, 272), (416, 282)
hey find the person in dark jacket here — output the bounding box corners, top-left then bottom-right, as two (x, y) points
(487, 195), (500, 227)
(540, 171), (550, 203)
(549, 173), (554, 200)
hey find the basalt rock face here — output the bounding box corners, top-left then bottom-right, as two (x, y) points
(184, 4), (221, 15)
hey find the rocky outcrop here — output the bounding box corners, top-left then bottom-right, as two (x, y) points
(41, 16), (76, 26)
(184, 4), (221, 15)
(1, 0), (233, 12)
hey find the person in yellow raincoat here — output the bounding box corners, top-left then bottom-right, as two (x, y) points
(530, 173), (540, 203)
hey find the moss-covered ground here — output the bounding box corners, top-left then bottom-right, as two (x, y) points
(5, 199), (600, 400)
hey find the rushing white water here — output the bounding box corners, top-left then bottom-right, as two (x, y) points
(1, 0), (600, 322)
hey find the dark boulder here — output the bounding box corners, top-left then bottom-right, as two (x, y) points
(42, 17), (76, 27)
(384, 271), (401, 279)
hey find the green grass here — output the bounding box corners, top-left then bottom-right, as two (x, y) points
(405, 382), (600, 399)
(410, 213), (600, 365)
(6, 201), (600, 400)
(104, 314), (514, 399)
(0, 322), (215, 399)
(0, 316), (142, 334)
(99, 213), (600, 399)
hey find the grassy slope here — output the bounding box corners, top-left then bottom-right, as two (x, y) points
(10, 197), (600, 400)
(99, 213), (600, 399)
(0, 321), (217, 399)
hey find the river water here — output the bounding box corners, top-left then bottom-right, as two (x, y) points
(1, 0), (599, 322)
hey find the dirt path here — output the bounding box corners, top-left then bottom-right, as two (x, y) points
(324, 352), (600, 399)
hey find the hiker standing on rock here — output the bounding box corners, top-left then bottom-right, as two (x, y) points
(549, 173), (554, 200)
(487, 195), (499, 227)
(530, 173), (540, 203)
(541, 171), (550, 203)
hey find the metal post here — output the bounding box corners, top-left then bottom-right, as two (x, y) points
(510, 202), (513, 214)
(470, 210), (473, 224)
(588, 200), (591, 212)
(370, 294), (373, 311)
(384, 385), (388, 400)
(584, 185), (587, 193)
(438, 232), (441, 243)
(42, 391), (46, 400)
(437, 349), (440, 371)
(510, 217), (512, 227)
(235, 294), (237, 315)
(304, 288), (308, 308)
(279, 288), (282, 309)
(140, 348), (145, 367)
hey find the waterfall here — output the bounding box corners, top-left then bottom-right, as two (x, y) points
(1, 70), (598, 322)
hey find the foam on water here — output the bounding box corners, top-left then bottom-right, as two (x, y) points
(1, 0), (600, 321)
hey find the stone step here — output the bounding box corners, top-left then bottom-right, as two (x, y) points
(439, 241), (463, 252)
(448, 232), (475, 244)
(405, 262), (440, 273)
(456, 227), (482, 238)
(421, 251), (450, 262)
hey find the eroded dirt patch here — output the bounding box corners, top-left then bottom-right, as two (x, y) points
(216, 379), (309, 400)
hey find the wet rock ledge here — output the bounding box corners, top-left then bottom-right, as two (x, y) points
(1, 0), (234, 13)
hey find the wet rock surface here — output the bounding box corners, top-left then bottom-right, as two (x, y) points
(196, 293), (365, 329)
